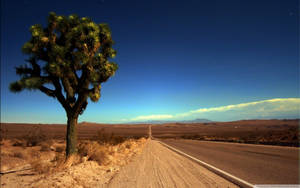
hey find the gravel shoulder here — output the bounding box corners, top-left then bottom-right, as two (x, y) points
(108, 139), (238, 188)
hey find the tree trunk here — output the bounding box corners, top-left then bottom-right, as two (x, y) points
(66, 113), (78, 157)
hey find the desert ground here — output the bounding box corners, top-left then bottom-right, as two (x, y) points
(152, 119), (299, 147)
(1, 119), (298, 146)
(0, 122), (149, 140)
(0, 119), (299, 187)
(108, 139), (237, 188)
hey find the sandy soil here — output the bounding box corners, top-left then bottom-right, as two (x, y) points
(1, 138), (147, 188)
(108, 140), (238, 188)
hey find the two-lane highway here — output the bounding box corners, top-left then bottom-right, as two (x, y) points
(161, 139), (299, 185)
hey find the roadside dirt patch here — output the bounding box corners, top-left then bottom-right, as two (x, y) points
(1, 138), (147, 188)
(2, 138), (238, 187)
(108, 140), (238, 188)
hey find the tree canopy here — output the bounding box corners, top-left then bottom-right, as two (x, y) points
(10, 12), (118, 116)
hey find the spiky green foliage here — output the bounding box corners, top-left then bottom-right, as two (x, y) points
(10, 12), (118, 115)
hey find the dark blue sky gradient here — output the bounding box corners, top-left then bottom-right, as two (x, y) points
(1, 0), (299, 123)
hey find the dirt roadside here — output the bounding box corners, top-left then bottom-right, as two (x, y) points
(1, 139), (238, 187)
(108, 139), (238, 188)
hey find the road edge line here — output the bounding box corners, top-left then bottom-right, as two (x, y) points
(157, 140), (254, 188)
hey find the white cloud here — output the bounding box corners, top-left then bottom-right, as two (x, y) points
(186, 98), (300, 115)
(127, 98), (300, 122)
(131, 114), (173, 121)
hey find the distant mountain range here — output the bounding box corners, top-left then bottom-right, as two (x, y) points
(129, 118), (213, 124)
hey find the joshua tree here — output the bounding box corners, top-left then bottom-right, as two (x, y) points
(9, 12), (118, 159)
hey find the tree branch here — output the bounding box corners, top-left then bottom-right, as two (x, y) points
(39, 86), (55, 98)
(72, 67), (90, 115)
(51, 77), (70, 111)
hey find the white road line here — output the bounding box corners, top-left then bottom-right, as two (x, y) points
(157, 140), (254, 188)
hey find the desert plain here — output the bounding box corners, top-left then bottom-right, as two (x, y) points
(0, 119), (299, 187)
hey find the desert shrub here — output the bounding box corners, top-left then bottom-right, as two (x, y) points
(31, 152), (72, 174)
(30, 160), (52, 174)
(78, 141), (99, 157)
(40, 143), (51, 152)
(89, 148), (109, 165)
(125, 142), (131, 149)
(96, 128), (111, 144)
(111, 135), (126, 145)
(95, 129), (126, 145)
(181, 134), (202, 140)
(51, 152), (66, 167)
(55, 146), (65, 153)
(78, 142), (92, 157)
(23, 126), (47, 147)
(0, 139), (11, 147)
(13, 151), (27, 159)
(280, 135), (288, 140)
(0, 126), (8, 141)
(43, 139), (54, 146)
(30, 150), (41, 159)
(78, 141), (109, 165)
(12, 140), (26, 147)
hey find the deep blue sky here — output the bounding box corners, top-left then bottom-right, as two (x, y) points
(1, 0), (299, 123)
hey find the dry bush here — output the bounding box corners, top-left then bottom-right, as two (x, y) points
(55, 146), (65, 153)
(13, 151), (28, 159)
(125, 142), (132, 149)
(39, 139), (54, 152)
(78, 141), (109, 165)
(51, 152), (66, 167)
(1, 139), (12, 147)
(0, 126), (8, 141)
(78, 141), (98, 157)
(40, 143), (51, 152)
(30, 150), (41, 159)
(43, 139), (54, 146)
(31, 152), (68, 174)
(12, 140), (26, 147)
(89, 148), (109, 165)
(96, 128), (126, 145)
(23, 126), (47, 147)
(30, 160), (52, 174)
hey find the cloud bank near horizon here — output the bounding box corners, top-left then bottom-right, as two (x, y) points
(123, 98), (300, 122)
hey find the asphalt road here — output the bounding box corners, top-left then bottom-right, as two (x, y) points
(161, 139), (299, 185)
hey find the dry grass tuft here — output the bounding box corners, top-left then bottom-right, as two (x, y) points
(78, 141), (109, 165)
(0, 139), (11, 147)
(30, 160), (52, 174)
(51, 152), (66, 168)
(55, 146), (65, 153)
(13, 151), (28, 159)
(29, 150), (41, 159)
(89, 148), (109, 165)
(24, 127), (47, 147)
(40, 143), (51, 152)
(12, 140), (26, 147)
(95, 128), (126, 145)
(31, 152), (66, 174)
